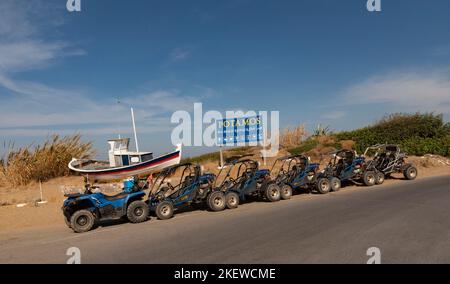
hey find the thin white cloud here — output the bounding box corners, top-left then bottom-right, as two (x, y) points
(342, 70), (450, 114)
(169, 48), (191, 62)
(321, 110), (346, 120)
(0, 1), (204, 138)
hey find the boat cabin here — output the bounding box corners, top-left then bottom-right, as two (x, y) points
(107, 138), (153, 167)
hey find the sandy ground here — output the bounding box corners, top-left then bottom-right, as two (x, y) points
(0, 155), (449, 233)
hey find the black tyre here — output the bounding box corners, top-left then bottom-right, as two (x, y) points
(207, 191), (226, 211)
(375, 172), (385, 185)
(126, 200), (149, 223)
(155, 201), (174, 220)
(329, 177), (341, 192)
(225, 191), (239, 209)
(280, 184), (293, 200)
(265, 183), (281, 202)
(363, 171), (376, 186)
(403, 166), (418, 180)
(70, 210), (95, 233)
(316, 178), (331, 194)
(64, 217), (71, 228)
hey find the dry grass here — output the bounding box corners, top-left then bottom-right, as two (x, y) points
(280, 124), (307, 148)
(0, 134), (94, 187)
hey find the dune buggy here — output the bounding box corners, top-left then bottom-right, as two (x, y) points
(320, 149), (377, 189)
(62, 177), (149, 233)
(213, 159), (281, 209)
(270, 154), (334, 196)
(364, 144), (418, 181)
(148, 163), (222, 220)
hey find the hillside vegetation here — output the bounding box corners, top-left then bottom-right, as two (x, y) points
(1, 113), (448, 187)
(334, 113), (450, 156)
(0, 135), (94, 187)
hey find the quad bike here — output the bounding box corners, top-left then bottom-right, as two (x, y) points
(364, 144), (418, 182)
(62, 177), (149, 233)
(213, 159), (281, 209)
(319, 149), (377, 190)
(270, 154), (333, 197)
(148, 163), (221, 220)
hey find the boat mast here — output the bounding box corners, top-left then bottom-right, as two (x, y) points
(131, 107), (140, 157)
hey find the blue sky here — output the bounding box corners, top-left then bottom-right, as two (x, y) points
(1, 0), (450, 158)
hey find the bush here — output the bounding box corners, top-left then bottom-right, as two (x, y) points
(0, 134), (94, 186)
(182, 151), (221, 164)
(280, 125), (307, 148)
(288, 139), (319, 155)
(335, 113), (449, 156)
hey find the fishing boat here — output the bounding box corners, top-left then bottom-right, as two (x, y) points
(68, 108), (182, 181)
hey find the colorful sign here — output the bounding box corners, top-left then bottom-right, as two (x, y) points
(216, 116), (264, 146)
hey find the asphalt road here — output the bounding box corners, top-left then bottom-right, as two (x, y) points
(1, 175), (450, 264)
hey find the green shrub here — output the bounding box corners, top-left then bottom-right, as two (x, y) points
(335, 113), (449, 156)
(182, 152), (221, 164)
(288, 139), (319, 155)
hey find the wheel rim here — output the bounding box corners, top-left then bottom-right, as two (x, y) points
(271, 189), (279, 198)
(368, 175), (375, 184)
(228, 195), (237, 206)
(409, 169), (417, 178)
(161, 205), (171, 216)
(283, 188), (291, 196)
(333, 180), (340, 189)
(134, 207), (144, 216)
(214, 196), (224, 207)
(76, 215), (88, 226)
(321, 181), (328, 191)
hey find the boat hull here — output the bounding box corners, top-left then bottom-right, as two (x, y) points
(69, 145), (182, 181)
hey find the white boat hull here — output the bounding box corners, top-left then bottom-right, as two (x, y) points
(69, 145), (182, 181)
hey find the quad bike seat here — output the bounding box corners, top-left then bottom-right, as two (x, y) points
(103, 192), (130, 201)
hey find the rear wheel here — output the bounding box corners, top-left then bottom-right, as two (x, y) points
(70, 210), (95, 233)
(207, 191), (226, 211)
(64, 217), (71, 228)
(280, 184), (293, 200)
(155, 201), (174, 220)
(316, 178), (331, 194)
(127, 200), (149, 223)
(265, 183), (281, 202)
(363, 171), (376, 186)
(330, 177), (341, 192)
(225, 191), (239, 209)
(375, 172), (385, 185)
(403, 166), (418, 180)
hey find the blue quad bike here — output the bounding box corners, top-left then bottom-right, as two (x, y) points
(319, 149), (377, 190)
(148, 163), (222, 220)
(62, 177), (149, 233)
(363, 144), (418, 182)
(213, 159), (281, 209)
(270, 154), (333, 198)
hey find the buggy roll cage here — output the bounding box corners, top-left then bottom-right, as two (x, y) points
(363, 144), (401, 158)
(270, 155), (310, 177)
(150, 163), (200, 196)
(323, 149), (358, 167)
(213, 159), (259, 189)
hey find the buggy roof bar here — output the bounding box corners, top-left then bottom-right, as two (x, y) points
(225, 154), (254, 164)
(276, 154), (308, 161)
(363, 144), (400, 156)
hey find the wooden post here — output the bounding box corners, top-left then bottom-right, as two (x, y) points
(219, 146), (224, 168)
